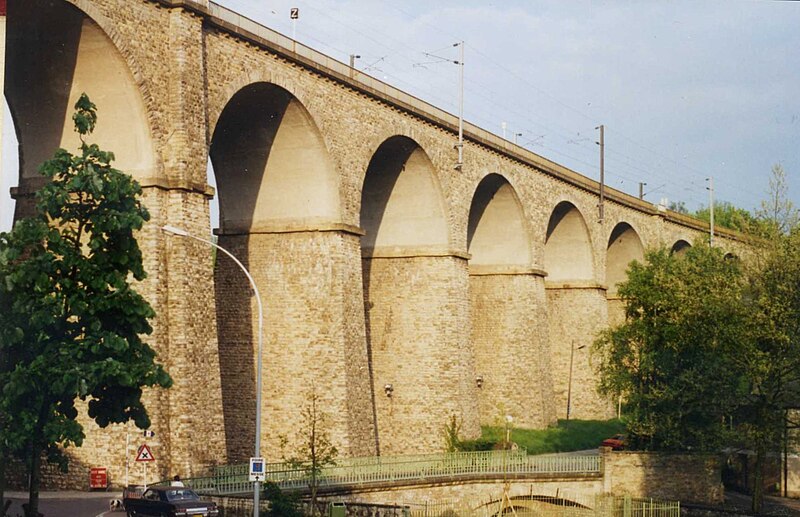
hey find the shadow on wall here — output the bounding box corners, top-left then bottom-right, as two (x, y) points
(722, 451), (781, 496)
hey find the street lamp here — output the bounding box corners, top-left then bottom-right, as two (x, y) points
(566, 341), (586, 420)
(499, 414), (514, 514)
(162, 225), (264, 517)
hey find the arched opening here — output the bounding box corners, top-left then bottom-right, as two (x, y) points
(544, 201), (594, 281)
(672, 239), (691, 255)
(5, 0), (156, 197)
(2, 0), (198, 482)
(606, 222), (644, 297)
(543, 201), (611, 420)
(210, 83), (374, 461)
(467, 174), (531, 267)
(467, 174), (553, 428)
(361, 136), (477, 454)
(210, 82), (340, 232)
(360, 136), (448, 253)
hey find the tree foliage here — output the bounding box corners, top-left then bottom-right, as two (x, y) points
(735, 171), (800, 512)
(594, 244), (748, 452)
(594, 164), (800, 513)
(0, 94), (171, 516)
(693, 201), (765, 235)
(756, 164), (799, 236)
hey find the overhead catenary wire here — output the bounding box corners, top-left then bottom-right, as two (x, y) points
(248, 0), (748, 210)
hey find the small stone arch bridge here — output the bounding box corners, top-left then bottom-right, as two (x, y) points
(4, 0), (747, 485)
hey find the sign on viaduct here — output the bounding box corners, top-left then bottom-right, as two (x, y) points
(5, 0), (745, 486)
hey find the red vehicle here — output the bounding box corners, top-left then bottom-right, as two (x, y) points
(601, 434), (626, 450)
(124, 486), (219, 517)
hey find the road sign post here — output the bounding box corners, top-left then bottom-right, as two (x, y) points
(136, 444), (155, 488)
(249, 457), (265, 483)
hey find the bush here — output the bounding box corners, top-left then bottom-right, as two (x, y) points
(262, 481), (301, 517)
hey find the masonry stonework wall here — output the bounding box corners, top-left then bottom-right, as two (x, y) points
(602, 449), (724, 505)
(316, 478), (605, 508)
(364, 255), (479, 454)
(216, 230), (376, 461)
(546, 286), (613, 420)
(5, 0), (753, 486)
(470, 273), (555, 428)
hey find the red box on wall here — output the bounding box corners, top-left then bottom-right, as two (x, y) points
(89, 467), (108, 489)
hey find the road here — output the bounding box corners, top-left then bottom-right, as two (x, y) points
(6, 492), (124, 517)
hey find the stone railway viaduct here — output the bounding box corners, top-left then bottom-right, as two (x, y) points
(5, 0), (745, 487)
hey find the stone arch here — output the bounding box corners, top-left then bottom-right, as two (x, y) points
(467, 174), (532, 267)
(467, 174), (553, 429)
(606, 222), (644, 296)
(209, 82), (341, 232)
(61, 0), (161, 142)
(5, 0), (159, 184)
(360, 136), (449, 253)
(360, 135), (476, 454)
(209, 71), (328, 149)
(210, 82), (364, 461)
(544, 201), (594, 281)
(671, 239), (692, 255)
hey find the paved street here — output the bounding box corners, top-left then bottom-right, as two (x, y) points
(5, 492), (124, 517)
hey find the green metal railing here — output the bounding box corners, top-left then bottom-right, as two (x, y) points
(180, 450), (601, 496)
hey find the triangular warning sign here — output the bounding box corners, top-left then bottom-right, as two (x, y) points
(135, 444), (155, 462)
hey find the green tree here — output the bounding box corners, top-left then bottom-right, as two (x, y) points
(667, 200), (688, 214)
(0, 95), (171, 516)
(756, 163), (799, 236)
(734, 165), (800, 513)
(593, 244), (748, 451)
(279, 388), (338, 517)
(736, 230), (800, 512)
(693, 201), (764, 235)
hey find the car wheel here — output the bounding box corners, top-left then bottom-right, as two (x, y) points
(126, 510), (136, 517)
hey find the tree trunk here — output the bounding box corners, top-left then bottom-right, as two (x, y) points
(0, 447), (7, 517)
(752, 442), (765, 515)
(26, 436), (43, 517)
(309, 469), (317, 517)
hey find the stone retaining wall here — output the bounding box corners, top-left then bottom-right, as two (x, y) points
(601, 448), (724, 505)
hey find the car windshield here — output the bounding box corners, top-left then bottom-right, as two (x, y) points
(165, 489), (199, 501)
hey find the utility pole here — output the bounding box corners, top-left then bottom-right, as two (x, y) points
(290, 7), (299, 51)
(707, 176), (715, 246)
(639, 182), (646, 200)
(566, 342), (586, 420)
(455, 41), (464, 170)
(349, 54), (360, 78)
(596, 125), (605, 222)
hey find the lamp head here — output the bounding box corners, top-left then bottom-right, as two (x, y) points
(162, 225), (190, 237)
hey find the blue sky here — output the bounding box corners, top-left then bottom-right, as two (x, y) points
(2, 0), (799, 230)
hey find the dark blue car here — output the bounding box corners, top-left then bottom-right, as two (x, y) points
(124, 486), (219, 517)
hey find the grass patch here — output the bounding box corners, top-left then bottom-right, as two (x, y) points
(459, 419), (626, 454)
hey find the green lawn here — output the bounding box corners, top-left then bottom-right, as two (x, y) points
(459, 419), (626, 454)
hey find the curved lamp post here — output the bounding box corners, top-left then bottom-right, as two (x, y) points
(162, 225), (264, 517)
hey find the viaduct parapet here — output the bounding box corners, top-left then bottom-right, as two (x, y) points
(4, 0), (747, 487)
